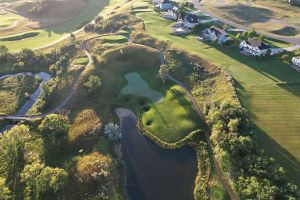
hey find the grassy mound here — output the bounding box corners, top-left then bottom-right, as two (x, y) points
(71, 44), (203, 142)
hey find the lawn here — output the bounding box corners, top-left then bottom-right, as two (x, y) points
(70, 44), (203, 143)
(0, 0), (110, 51)
(132, 0), (300, 185)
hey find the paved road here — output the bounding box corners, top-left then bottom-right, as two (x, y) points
(0, 42), (93, 121)
(191, 0), (300, 46)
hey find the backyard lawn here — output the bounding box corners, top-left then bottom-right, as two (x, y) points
(132, 0), (300, 185)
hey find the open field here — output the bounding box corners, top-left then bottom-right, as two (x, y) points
(132, 0), (300, 185)
(201, 0), (300, 37)
(70, 44), (202, 143)
(0, 0), (110, 51)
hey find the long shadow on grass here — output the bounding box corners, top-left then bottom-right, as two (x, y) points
(252, 123), (300, 187)
(187, 37), (300, 96)
(235, 81), (300, 186)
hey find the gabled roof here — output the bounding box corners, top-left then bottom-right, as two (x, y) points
(159, 0), (172, 3)
(245, 38), (271, 50)
(209, 26), (227, 36)
(185, 13), (198, 24)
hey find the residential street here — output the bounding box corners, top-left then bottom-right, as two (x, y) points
(191, 0), (300, 46)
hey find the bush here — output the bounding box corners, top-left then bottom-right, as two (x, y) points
(104, 123), (121, 142)
(84, 75), (102, 93)
(281, 54), (290, 63)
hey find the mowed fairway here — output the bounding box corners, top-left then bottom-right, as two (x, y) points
(132, 0), (300, 184)
(0, 0), (109, 51)
(122, 72), (164, 103)
(121, 72), (200, 142)
(0, 12), (21, 28)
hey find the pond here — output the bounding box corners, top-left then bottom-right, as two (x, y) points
(115, 108), (197, 200)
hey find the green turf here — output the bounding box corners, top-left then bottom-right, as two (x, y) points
(0, 12), (21, 28)
(71, 45), (202, 143)
(0, 0), (109, 51)
(121, 72), (164, 103)
(132, 0), (300, 185)
(73, 57), (89, 65)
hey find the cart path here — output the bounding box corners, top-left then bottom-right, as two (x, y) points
(0, 42), (93, 121)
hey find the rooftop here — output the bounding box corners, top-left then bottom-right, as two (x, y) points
(245, 38), (271, 50)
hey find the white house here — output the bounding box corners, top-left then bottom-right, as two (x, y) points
(291, 57), (300, 72)
(202, 26), (231, 44)
(240, 39), (272, 56)
(157, 0), (174, 11)
(163, 6), (178, 20)
(183, 13), (199, 29)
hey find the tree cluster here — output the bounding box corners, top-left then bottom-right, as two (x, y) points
(207, 101), (299, 199)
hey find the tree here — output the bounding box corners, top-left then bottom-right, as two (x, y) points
(37, 167), (67, 193)
(38, 114), (70, 147)
(158, 64), (169, 85)
(0, 45), (8, 61)
(227, 118), (241, 132)
(0, 177), (10, 200)
(84, 75), (102, 93)
(281, 54), (290, 63)
(236, 33), (243, 41)
(21, 162), (67, 199)
(258, 34), (266, 42)
(84, 23), (95, 33)
(104, 123), (121, 142)
(0, 125), (28, 173)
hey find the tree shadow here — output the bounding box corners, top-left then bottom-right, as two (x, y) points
(196, 40), (300, 96)
(252, 123), (300, 187)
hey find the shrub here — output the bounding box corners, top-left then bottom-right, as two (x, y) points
(104, 123), (121, 142)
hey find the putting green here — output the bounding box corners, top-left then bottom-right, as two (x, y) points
(121, 72), (164, 103)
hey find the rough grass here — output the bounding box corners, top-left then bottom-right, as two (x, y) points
(133, 0), (300, 185)
(69, 109), (101, 144)
(0, 75), (40, 115)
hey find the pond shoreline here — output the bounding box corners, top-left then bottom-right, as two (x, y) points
(115, 107), (197, 200)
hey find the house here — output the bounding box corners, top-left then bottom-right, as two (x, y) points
(291, 57), (300, 72)
(157, 0), (174, 11)
(183, 13), (199, 29)
(289, 0), (300, 6)
(240, 39), (272, 56)
(163, 6), (179, 20)
(202, 26), (231, 44)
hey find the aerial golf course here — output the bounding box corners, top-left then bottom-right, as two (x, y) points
(0, 0), (299, 199)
